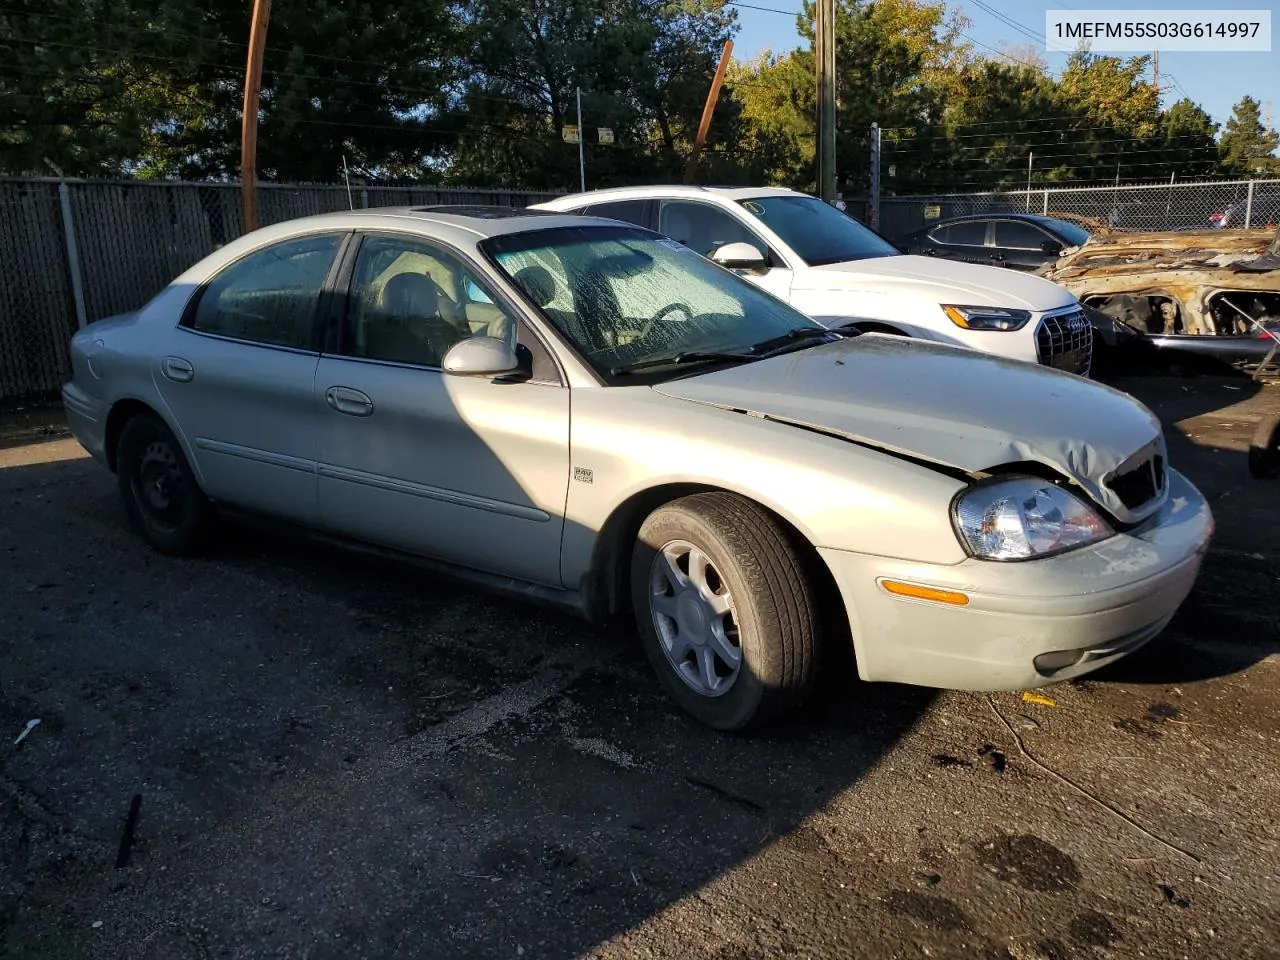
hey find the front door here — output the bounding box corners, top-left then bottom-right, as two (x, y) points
(154, 232), (346, 525)
(657, 199), (794, 302)
(314, 232), (570, 586)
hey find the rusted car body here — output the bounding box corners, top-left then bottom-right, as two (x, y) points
(1037, 226), (1280, 375)
(1039, 226), (1279, 336)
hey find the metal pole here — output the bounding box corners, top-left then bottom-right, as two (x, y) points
(683, 40), (734, 184)
(240, 0), (272, 233)
(58, 182), (88, 329)
(576, 87), (586, 193)
(815, 0), (836, 204)
(869, 124), (881, 228)
(1026, 151), (1033, 211)
(1245, 179), (1255, 228)
(1042, 188), (1048, 215)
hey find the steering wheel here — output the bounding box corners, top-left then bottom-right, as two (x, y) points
(637, 302), (696, 341)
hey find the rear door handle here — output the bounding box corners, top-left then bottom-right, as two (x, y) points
(161, 356), (194, 382)
(325, 386), (374, 417)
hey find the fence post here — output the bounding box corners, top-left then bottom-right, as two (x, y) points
(58, 181), (88, 330)
(868, 122), (881, 229)
(1042, 189), (1049, 215)
(1245, 180), (1255, 228)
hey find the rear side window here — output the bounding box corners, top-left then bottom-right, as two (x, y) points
(995, 220), (1052, 249)
(188, 234), (341, 349)
(942, 221), (987, 246)
(581, 199), (651, 228)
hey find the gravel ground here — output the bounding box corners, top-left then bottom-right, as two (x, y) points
(1, 376), (1278, 960)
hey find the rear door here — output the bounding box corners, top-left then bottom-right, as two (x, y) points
(929, 220), (991, 264)
(156, 231), (347, 525)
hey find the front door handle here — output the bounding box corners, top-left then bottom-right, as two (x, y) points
(325, 386), (374, 417)
(161, 356), (194, 382)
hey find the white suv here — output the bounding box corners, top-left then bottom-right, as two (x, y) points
(534, 185), (1092, 374)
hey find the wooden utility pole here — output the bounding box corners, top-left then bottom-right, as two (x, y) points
(682, 40), (733, 184)
(815, 0), (836, 203)
(240, 0), (272, 233)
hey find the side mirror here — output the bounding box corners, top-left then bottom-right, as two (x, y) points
(1041, 239), (1063, 255)
(442, 336), (520, 377)
(710, 241), (768, 272)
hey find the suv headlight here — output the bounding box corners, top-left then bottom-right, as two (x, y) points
(942, 305), (1031, 331)
(953, 477), (1112, 560)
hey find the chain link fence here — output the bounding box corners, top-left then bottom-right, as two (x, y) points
(876, 179), (1280, 241)
(0, 179), (565, 404)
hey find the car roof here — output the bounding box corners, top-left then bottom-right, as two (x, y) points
(930, 212), (1081, 228)
(535, 184), (804, 206)
(171, 205), (628, 284)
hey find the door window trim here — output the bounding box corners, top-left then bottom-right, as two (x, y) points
(328, 228), (567, 387)
(176, 229), (353, 355)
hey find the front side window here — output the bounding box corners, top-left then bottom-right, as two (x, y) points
(738, 194), (899, 266)
(342, 235), (517, 368)
(187, 233), (341, 349)
(995, 220), (1053, 250)
(658, 200), (765, 259)
(482, 225), (824, 381)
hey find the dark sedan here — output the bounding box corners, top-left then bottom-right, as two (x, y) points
(901, 213), (1091, 271)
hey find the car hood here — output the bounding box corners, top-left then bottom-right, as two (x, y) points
(804, 254), (1077, 312)
(653, 335), (1165, 523)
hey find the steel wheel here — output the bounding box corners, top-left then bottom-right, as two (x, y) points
(648, 539), (742, 697)
(116, 412), (211, 555)
(135, 439), (186, 532)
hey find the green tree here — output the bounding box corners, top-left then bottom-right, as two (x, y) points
(1219, 95), (1280, 176)
(1156, 99), (1220, 180)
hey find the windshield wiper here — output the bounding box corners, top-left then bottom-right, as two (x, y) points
(610, 350), (756, 376)
(748, 326), (843, 357)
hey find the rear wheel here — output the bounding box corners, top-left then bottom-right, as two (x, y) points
(116, 413), (211, 554)
(630, 492), (821, 730)
(1248, 413), (1280, 479)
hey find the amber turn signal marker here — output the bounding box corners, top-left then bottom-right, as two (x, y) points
(880, 580), (970, 606)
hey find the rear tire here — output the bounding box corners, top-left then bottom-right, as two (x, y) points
(116, 413), (211, 554)
(1249, 413), (1280, 479)
(630, 492), (821, 730)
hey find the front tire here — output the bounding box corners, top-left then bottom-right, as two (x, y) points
(116, 413), (211, 555)
(630, 492), (821, 730)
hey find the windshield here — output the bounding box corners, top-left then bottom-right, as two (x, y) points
(480, 225), (825, 380)
(738, 195), (899, 266)
(1041, 217), (1091, 247)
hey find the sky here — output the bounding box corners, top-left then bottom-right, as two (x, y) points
(728, 0), (1280, 131)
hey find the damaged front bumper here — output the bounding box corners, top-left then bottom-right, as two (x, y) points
(819, 468), (1213, 691)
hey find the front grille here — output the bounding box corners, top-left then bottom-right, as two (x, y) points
(1108, 454), (1165, 510)
(1035, 309), (1093, 375)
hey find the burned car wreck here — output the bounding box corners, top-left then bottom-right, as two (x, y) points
(1038, 225), (1280, 375)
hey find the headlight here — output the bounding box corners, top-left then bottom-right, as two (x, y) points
(942, 304), (1031, 331)
(953, 477), (1112, 560)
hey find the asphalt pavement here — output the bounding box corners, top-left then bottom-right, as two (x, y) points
(1, 376), (1278, 960)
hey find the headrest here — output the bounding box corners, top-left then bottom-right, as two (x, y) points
(380, 272), (439, 316)
(512, 265), (557, 308)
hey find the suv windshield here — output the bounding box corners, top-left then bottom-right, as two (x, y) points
(738, 195), (899, 266)
(480, 225), (828, 380)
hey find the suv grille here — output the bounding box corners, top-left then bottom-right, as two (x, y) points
(1108, 454), (1166, 511)
(1036, 309), (1092, 375)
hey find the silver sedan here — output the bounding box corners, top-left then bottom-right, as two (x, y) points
(62, 207), (1213, 730)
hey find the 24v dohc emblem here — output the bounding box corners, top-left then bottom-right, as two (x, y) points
(573, 466), (593, 484)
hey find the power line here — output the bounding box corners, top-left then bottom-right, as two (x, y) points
(723, 1), (802, 15)
(968, 0), (1044, 46)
